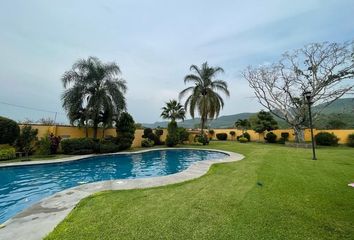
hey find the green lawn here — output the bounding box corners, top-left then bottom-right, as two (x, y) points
(45, 142), (354, 240)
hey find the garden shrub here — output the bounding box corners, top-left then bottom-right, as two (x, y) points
(278, 132), (290, 144)
(237, 132), (250, 142)
(37, 135), (51, 155)
(178, 127), (189, 143)
(264, 132), (277, 143)
(49, 133), (61, 154)
(141, 139), (154, 147)
(99, 141), (120, 153)
(195, 134), (209, 145)
(230, 131), (236, 136)
(0, 116), (20, 145)
(315, 132), (339, 146)
(208, 129), (215, 136)
(348, 134), (354, 147)
(61, 138), (96, 154)
(166, 121), (179, 147)
(16, 125), (38, 155)
(142, 128), (161, 145)
(238, 137), (248, 143)
(116, 112), (136, 150)
(281, 132), (290, 141)
(0, 145), (16, 160)
(216, 133), (227, 141)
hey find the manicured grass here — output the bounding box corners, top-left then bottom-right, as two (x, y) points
(45, 142), (354, 240)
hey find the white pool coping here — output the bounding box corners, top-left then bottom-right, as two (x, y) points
(0, 148), (244, 240)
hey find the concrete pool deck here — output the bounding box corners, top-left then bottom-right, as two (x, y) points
(0, 148), (244, 240)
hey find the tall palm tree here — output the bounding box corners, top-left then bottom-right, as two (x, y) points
(61, 56), (127, 139)
(179, 62), (229, 133)
(161, 99), (186, 122)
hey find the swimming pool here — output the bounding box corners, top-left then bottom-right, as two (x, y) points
(0, 149), (227, 223)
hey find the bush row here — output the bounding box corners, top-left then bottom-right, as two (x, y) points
(0, 145), (16, 160)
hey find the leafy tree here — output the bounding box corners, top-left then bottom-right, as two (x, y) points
(0, 116), (20, 145)
(116, 112), (136, 150)
(161, 100), (185, 122)
(251, 111), (278, 134)
(179, 62), (230, 134)
(243, 42), (354, 142)
(16, 125), (38, 156)
(61, 56), (127, 139)
(235, 119), (250, 133)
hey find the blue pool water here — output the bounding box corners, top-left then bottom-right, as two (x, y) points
(0, 149), (227, 223)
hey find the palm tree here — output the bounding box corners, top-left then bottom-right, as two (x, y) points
(179, 62), (229, 133)
(161, 100), (186, 122)
(235, 119), (250, 134)
(61, 56), (127, 139)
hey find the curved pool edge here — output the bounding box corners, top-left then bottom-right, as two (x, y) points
(0, 148), (244, 240)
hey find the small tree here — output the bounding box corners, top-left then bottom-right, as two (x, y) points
(116, 112), (136, 150)
(235, 119), (250, 134)
(16, 125), (38, 157)
(251, 111), (278, 137)
(243, 41), (354, 142)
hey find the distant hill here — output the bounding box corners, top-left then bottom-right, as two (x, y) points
(142, 98), (354, 129)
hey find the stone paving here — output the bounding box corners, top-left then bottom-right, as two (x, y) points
(0, 148), (244, 240)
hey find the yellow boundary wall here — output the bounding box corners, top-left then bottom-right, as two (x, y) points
(19, 125), (354, 146)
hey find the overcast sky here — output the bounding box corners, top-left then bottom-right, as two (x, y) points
(0, 0), (353, 124)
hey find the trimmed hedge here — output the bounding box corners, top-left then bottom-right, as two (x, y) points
(0, 116), (20, 145)
(216, 133), (227, 141)
(315, 132), (339, 146)
(61, 138), (96, 155)
(99, 141), (120, 153)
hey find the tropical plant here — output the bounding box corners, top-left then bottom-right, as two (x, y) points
(179, 62), (230, 134)
(235, 119), (250, 133)
(161, 100), (186, 122)
(61, 56), (127, 139)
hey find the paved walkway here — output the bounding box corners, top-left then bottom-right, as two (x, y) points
(0, 148), (244, 240)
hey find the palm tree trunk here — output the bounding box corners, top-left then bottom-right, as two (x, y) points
(201, 94), (207, 135)
(93, 124), (98, 139)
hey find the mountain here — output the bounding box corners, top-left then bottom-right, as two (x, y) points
(142, 98), (354, 129)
